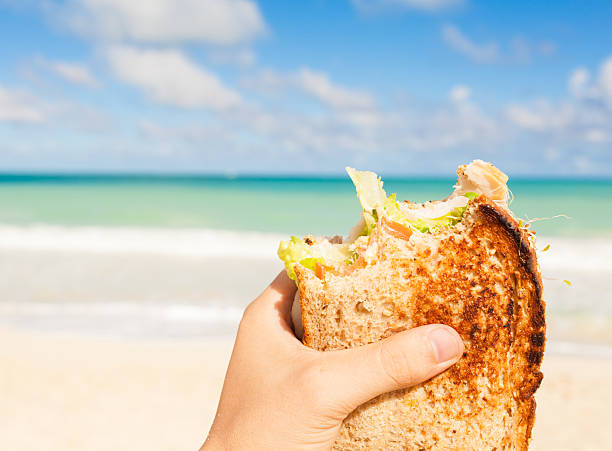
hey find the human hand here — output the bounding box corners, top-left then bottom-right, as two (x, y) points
(201, 272), (464, 451)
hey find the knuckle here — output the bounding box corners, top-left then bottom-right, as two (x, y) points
(237, 300), (260, 333)
(241, 300), (257, 319)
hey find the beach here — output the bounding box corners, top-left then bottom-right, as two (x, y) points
(0, 177), (609, 450)
(1, 326), (610, 451)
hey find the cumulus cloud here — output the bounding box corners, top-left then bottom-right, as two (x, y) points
(441, 25), (499, 63)
(0, 82), (115, 133)
(0, 85), (45, 122)
(351, 0), (462, 13)
(56, 0), (266, 45)
(506, 102), (574, 132)
(442, 25), (556, 65)
(565, 57), (612, 107)
(223, 83), (500, 156)
(294, 69), (375, 109)
(106, 46), (242, 110)
(210, 48), (256, 66)
(449, 84), (471, 102)
(598, 57), (612, 106)
(505, 56), (612, 146)
(568, 67), (590, 98)
(244, 68), (375, 110)
(47, 60), (100, 87)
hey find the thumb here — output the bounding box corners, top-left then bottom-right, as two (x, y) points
(317, 324), (464, 416)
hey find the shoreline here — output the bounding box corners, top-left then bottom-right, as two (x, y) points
(2, 304), (612, 359)
(0, 225), (610, 346)
(0, 222), (610, 257)
(1, 326), (610, 450)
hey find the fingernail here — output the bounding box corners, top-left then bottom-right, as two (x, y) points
(428, 327), (461, 363)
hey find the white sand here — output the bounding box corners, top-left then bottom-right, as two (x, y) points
(1, 327), (610, 450)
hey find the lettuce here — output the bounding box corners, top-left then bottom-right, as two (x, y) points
(346, 168), (478, 234)
(407, 193), (478, 232)
(346, 167), (387, 235)
(277, 236), (323, 281)
(277, 236), (352, 281)
(278, 171), (480, 280)
(346, 167), (387, 214)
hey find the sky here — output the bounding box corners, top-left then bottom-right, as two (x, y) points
(1, 0), (612, 176)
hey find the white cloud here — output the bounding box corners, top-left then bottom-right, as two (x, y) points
(224, 86), (500, 156)
(58, 0), (266, 45)
(294, 69), (375, 109)
(568, 67), (590, 98)
(566, 57), (612, 107)
(505, 56), (612, 149)
(352, 0), (462, 13)
(573, 155), (594, 173)
(48, 61), (100, 87)
(598, 56), (612, 106)
(210, 48), (256, 66)
(441, 25), (499, 63)
(584, 129), (610, 143)
(244, 68), (375, 110)
(449, 84), (471, 102)
(106, 46), (242, 110)
(505, 102), (575, 132)
(0, 85), (45, 122)
(0, 83), (115, 132)
(442, 26), (555, 65)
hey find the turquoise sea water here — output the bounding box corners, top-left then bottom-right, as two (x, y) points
(0, 174), (609, 237)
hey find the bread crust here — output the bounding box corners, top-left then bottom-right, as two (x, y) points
(296, 197), (545, 450)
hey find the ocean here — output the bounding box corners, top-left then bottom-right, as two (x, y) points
(0, 174), (610, 236)
(0, 174), (609, 354)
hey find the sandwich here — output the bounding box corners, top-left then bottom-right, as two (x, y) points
(277, 160), (545, 450)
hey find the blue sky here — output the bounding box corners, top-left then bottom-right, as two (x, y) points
(1, 0), (612, 176)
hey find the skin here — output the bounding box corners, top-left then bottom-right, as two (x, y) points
(202, 272), (464, 451)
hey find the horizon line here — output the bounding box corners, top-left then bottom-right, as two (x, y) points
(0, 171), (611, 182)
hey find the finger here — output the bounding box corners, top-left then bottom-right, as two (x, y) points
(316, 324), (464, 416)
(256, 271), (296, 321)
(242, 271), (298, 339)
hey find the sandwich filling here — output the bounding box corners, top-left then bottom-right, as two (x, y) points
(278, 159), (510, 281)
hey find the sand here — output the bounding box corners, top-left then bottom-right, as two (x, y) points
(1, 327), (610, 450)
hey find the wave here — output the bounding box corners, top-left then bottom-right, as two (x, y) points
(0, 224), (610, 268)
(536, 236), (612, 272)
(0, 224), (286, 259)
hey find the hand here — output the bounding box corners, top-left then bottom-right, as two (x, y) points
(202, 272), (464, 451)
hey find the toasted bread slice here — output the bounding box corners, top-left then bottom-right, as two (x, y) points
(295, 196), (545, 450)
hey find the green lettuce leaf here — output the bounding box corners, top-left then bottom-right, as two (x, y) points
(277, 236), (323, 281)
(346, 167), (387, 213)
(277, 236), (352, 281)
(402, 193), (479, 233)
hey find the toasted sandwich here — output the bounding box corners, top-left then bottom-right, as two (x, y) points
(278, 160), (545, 450)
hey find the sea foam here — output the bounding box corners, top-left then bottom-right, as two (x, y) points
(0, 223), (608, 272)
(0, 224), (285, 259)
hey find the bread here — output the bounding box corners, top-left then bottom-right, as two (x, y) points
(294, 195), (545, 450)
